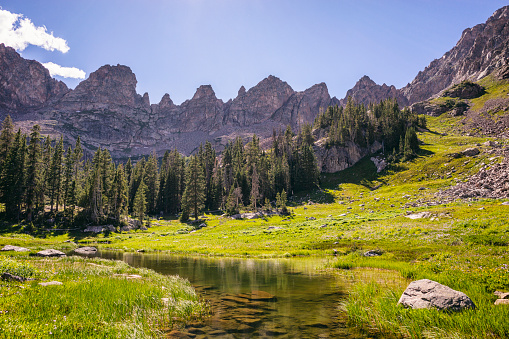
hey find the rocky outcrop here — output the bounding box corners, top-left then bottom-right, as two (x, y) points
(176, 85), (224, 132)
(443, 155), (509, 199)
(401, 6), (509, 104)
(398, 279), (476, 311)
(0, 43), (68, 112)
(442, 81), (485, 99)
(224, 75), (294, 126)
(271, 82), (336, 128)
(340, 6), (509, 107)
(314, 139), (382, 173)
(57, 64), (148, 112)
(339, 76), (408, 107)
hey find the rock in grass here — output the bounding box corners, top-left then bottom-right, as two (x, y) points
(38, 281), (63, 286)
(364, 249), (383, 257)
(2, 272), (26, 282)
(461, 148), (480, 157)
(1, 245), (30, 252)
(73, 247), (97, 255)
(495, 299), (509, 306)
(494, 291), (509, 299)
(36, 249), (66, 257)
(398, 279), (475, 311)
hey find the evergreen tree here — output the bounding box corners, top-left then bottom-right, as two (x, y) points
(0, 130), (26, 219)
(250, 164), (260, 210)
(49, 136), (64, 212)
(72, 137), (84, 204)
(62, 146), (74, 211)
(0, 115), (14, 170)
(41, 136), (52, 207)
(133, 179), (147, 224)
(181, 156), (206, 220)
(144, 152), (159, 214)
(87, 149), (103, 223)
(403, 126), (419, 160)
(25, 125), (43, 221)
(111, 164), (128, 222)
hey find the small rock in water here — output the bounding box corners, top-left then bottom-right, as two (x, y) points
(398, 279), (475, 311)
(73, 246), (97, 255)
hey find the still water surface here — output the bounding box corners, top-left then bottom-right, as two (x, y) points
(98, 251), (374, 338)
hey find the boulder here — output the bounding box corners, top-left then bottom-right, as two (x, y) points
(371, 156), (388, 173)
(36, 249), (66, 257)
(1, 245), (30, 252)
(83, 225), (116, 233)
(1, 272), (26, 282)
(494, 291), (509, 299)
(442, 81), (485, 99)
(38, 281), (63, 286)
(398, 279), (475, 311)
(364, 249), (383, 257)
(495, 299), (509, 306)
(73, 247), (98, 255)
(461, 148), (480, 157)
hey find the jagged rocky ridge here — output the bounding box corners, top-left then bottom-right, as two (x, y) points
(0, 5), (507, 173)
(340, 6), (509, 107)
(0, 44), (339, 158)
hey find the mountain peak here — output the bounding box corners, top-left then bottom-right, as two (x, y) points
(192, 85), (217, 100)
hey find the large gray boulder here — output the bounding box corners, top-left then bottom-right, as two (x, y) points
(1, 245), (30, 252)
(36, 249), (66, 257)
(73, 247), (97, 255)
(398, 279), (475, 311)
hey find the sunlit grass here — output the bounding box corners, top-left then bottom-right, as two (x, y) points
(0, 255), (207, 338)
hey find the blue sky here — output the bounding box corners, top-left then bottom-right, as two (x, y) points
(0, 1), (507, 104)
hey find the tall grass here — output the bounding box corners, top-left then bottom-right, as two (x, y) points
(0, 256), (207, 338)
(343, 280), (509, 338)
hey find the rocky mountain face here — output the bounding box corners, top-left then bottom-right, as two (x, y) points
(0, 44), (69, 112)
(341, 6), (509, 107)
(338, 76), (408, 107)
(401, 5), (509, 104)
(0, 44), (338, 157)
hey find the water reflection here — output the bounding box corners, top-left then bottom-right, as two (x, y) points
(98, 252), (367, 338)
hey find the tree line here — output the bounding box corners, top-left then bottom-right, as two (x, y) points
(0, 98), (420, 227)
(0, 116), (318, 226)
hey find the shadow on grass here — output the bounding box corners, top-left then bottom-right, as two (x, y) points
(320, 148), (436, 191)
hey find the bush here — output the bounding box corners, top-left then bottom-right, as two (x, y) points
(0, 257), (37, 279)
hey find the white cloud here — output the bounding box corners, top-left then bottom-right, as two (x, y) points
(0, 9), (69, 53)
(42, 62), (86, 79)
